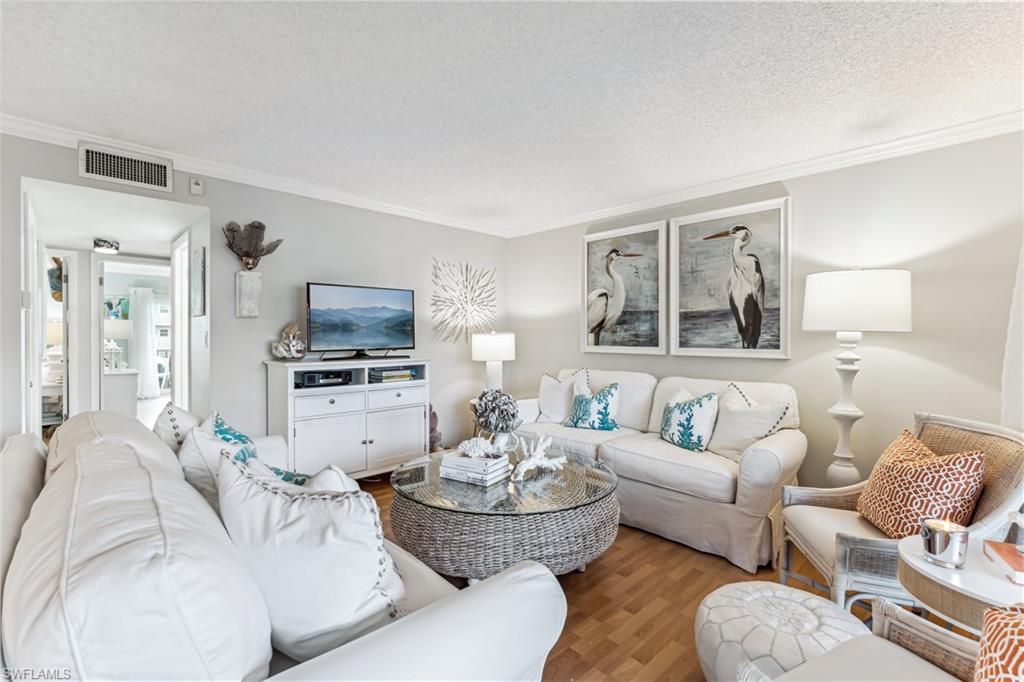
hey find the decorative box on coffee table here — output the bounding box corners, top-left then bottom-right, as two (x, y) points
(390, 449), (619, 580)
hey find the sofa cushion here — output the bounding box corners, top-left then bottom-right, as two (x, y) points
(517, 421), (639, 459)
(649, 377), (799, 433)
(599, 432), (738, 503)
(559, 368), (656, 432)
(773, 634), (958, 681)
(218, 452), (404, 662)
(781, 505), (888, 576)
(3, 413), (272, 680)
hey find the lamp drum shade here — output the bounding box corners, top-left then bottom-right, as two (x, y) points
(802, 269), (912, 333)
(471, 332), (516, 362)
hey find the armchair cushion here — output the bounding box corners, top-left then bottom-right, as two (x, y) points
(856, 430), (985, 539)
(782, 505), (887, 576)
(517, 422), (640, 459)
(599, 432), (738, 503)
(771, 635), (958, 681)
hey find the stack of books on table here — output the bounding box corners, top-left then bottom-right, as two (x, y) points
(983, 539), (1024, 585)
(368, 367), (417, 383)
(440, 453), (510, 486)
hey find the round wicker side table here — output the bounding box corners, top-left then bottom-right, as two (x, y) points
(390, 450), (619, 580)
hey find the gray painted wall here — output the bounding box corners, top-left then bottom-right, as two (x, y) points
(1, 134), (507, 443)
(506, 132), (1023, 486)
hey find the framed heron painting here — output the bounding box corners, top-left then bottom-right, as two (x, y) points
(581, 221), (666, 354)
(669, 197), (790, 358)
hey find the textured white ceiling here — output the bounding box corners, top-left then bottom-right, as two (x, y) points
(27, 179), (207, 257)
(2, 2), (1021, 234)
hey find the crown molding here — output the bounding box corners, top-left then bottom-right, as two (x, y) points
(0, 115), (509, 237)
(4, 110), (1020, 240)
(504, 110), (1024, 238)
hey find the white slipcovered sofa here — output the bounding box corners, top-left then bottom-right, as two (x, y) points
(516, 369), (807, 573)
(1, 412), (567, 680)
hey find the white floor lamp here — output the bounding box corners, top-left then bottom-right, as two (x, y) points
(802, 269), (912, 486)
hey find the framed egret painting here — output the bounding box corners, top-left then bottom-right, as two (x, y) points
(581, 221), (666, 354)
(669, 197), (790, 359)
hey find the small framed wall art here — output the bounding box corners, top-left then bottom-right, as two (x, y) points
(581, 220), (666, 355)
(669, 197), (790, 358)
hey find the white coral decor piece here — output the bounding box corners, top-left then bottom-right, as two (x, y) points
(457, 437), (500, 459)
(512, 435), (565, 481)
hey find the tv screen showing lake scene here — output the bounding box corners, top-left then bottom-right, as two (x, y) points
(308, 284), (415, 351)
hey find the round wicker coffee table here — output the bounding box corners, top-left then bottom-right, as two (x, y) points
(390, 450), (619, 580)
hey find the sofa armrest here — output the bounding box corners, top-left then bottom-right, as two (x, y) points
(735, 429), (808, 516)
(251, 434), (289, 470)
(872, 599), (977, 681)
(269, 560), (567, 681)
(782, 481), (865, 509)
(517, 398), (540, 424)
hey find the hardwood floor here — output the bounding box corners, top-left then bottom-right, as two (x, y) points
(364, 477), (855, 682)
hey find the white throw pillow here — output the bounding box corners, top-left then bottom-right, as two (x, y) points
(4, 427), (272, 680)
(218, 452), (403, 661)
(237, 446), (360, 493)
(708, 384), (790, 462)
(537, 370), (588, 423)
(152, 402), (202, 452)
(178, 427), (247, 512)
(660, 392), (718, 452)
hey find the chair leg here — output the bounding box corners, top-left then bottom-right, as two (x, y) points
(779, 541), (792, 585)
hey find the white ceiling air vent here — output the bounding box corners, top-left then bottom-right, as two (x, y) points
(78, 142), (173, 192)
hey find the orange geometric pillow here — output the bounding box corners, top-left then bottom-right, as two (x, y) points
(857, 430), (985, 539)
(975, 605), (1024, 682)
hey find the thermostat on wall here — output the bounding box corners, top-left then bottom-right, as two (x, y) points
(189, 177), (205, 196)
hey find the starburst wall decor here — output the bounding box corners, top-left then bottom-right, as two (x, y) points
(430, 258), (497, 343)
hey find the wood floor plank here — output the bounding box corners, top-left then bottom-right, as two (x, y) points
(364, 478), (856, 682)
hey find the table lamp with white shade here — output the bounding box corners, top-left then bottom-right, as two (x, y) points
(471, 332), (516, 391)
(802, 269), (912, 486)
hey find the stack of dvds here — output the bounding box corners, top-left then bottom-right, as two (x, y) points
(368, 367), (416, 383)
(439, 452), (510, 486)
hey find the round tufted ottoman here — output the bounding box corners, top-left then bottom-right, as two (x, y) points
(695, 581), (870, 681)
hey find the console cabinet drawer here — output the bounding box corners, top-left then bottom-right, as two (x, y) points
(367, 385), (427, 411)
(294, 391), (365, 419)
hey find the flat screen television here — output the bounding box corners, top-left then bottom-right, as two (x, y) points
(306, 282), (415, 355)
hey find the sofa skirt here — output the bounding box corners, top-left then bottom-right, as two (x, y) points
(615, 477), (774, 574)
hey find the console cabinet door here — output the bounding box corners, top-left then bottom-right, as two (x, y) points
(366, 406), (425, 470)
(294, 413), (366, 474)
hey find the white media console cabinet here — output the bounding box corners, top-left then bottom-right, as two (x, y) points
(266, 357), (430, 479)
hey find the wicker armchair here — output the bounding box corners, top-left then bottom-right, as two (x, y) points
(736, 598), (979, 681)
(780, 413), (1024, 609)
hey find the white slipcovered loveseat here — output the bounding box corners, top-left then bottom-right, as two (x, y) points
(516, 369), (808, 573)
(0, 412), (567, 680)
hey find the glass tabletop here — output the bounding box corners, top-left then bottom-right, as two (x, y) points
(390, 449), (617, 515)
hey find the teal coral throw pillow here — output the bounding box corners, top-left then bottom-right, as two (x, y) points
(564, 383), (620, 431)
(660, 392), (719, 452)
(230, 445), (310, 486)
(211, 412), (253, 445)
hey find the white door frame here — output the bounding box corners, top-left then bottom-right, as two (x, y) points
(171, 231), (190, 409)
(90, 253), (171, 410)
(21, 186), (40, 434)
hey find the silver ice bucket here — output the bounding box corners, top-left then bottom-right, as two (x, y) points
(920, 518), (969, 569)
